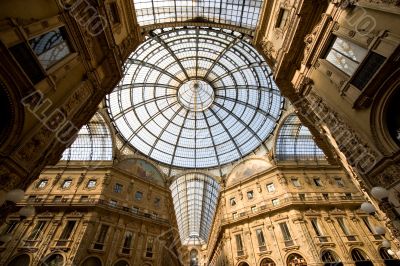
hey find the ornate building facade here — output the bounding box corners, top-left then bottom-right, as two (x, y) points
(0, 0), (399, 266)
(0, 159), (182, 266)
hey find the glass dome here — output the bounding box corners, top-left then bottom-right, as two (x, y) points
(107, 27), (283, 169)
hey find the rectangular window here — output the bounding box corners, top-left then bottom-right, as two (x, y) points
(337, 217), (353, 238)
(122, 231), (133, 254)
(363, 217), (383, 240)
(351, 52), (385, 89)
(235, 234), (244, 256)
(145, 236), (154, 257)
(37, 179), (48, 188)
(232, 212), (238, 219)
(154, 197), (161, 207)
(299, 193), (306, 201)
(272, 198), (280, 206)
(335, 178), (345, 187)
(247, 190), (254, 200)
(275, 8), (289, 28)
(251, 206), (257, 213)
(28, 195), (37, 202)
(80, 196), (89, 202)
(109, 2), (120, 24)
(53, 196), (62, 202)
(291, 178), (301, 187)
(266, 183), (275, 192)
(255, 229), (266, 247)
(2, 221), (18, 235)
(29, 27), (72, 69)
(25, 221), (46, 246)
(62, 180), (72, 189)
(135, 191), (143, 201)
(313, 178), (322, 187)
(230, 197), (236, 206)
(9, 43), (45, 83)
(56, 220), (76, 246)
(311, 218), (323, 236)
(87, 179), (97, 188)
(325, 37), (368, 76)
(322, 193), (329, 200)
(93, 224), (109, 250)
(114, 183), (123, 193)
(279, 222), (294, 246)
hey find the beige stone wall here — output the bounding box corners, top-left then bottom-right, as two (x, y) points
(0, 165), (181, 266)
(207, 165), (398, 266)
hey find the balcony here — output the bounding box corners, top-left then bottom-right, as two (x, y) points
(284, 240), (295, 247)
(20, 239), (41, 250)
(258, 245), (267, 252)
(237, 250), (244, 256)
(17, 198), (169, 225)
(222, 193), (364, 225)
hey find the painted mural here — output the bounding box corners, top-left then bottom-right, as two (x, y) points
(226, 159), (272, 186)
(116, 158), (165, 186)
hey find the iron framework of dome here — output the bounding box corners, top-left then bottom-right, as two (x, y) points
(170, 173), (220, 245)
(132, 0), (263, 33)
(106, 27), (283, 169)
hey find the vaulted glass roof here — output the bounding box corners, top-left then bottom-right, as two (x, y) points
(276, 114), (326, 161)
(170, 173), (220, 245)
(133, 0), (263, 33)
(61, 113), (113, 161)
(107, 27), (283, 169)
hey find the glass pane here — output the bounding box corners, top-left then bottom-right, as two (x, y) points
(106, 27), (283, 169)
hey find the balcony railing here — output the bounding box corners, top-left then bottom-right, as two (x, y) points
(344, 235), (357, 242)
(23, 239), (41, 247)
(17, 198), (169, 224)
(222, 193), (364, 224)
(284, 240), (295, 247)
(259, 245), (267, 252)
(315, 236), (330, 243)
(55, 239), (72, 247)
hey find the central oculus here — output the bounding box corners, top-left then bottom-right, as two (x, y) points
(177, 80), (214, 111)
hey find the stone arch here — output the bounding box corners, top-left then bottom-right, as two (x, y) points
(6, 254), (30, 266)
(259, 257), (277, 266)
(40, 253), (65, 266)
(80, 256), (103, 266)
(286, 252), (307, 266)
(370, 69), (400, 154)
(113, 259), (130, 266)
(351, 248), (373, 266)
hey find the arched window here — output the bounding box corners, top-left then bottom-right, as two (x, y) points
(261, 258), (276, 266)
(41, 254), (64, 266)
(351, 249), (373, 266)
(7, 254), (30, 266)
(61, 113), (113, 161)
(114, 260), (130, 266)
(238, 262), (250, 266)
(276, 114), (325, 162)
(81, 257), (102, 266)
(287, 253), (307, 266)
(321, 250), (343, 266)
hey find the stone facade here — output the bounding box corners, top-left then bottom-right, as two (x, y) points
(0, 164), (182, 266)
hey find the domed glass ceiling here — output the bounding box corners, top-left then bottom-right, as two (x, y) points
(107, 27), (283, 169)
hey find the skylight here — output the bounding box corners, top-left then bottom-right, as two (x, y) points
(132, 0), (264, 33)
(106, 27), (283, 169)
